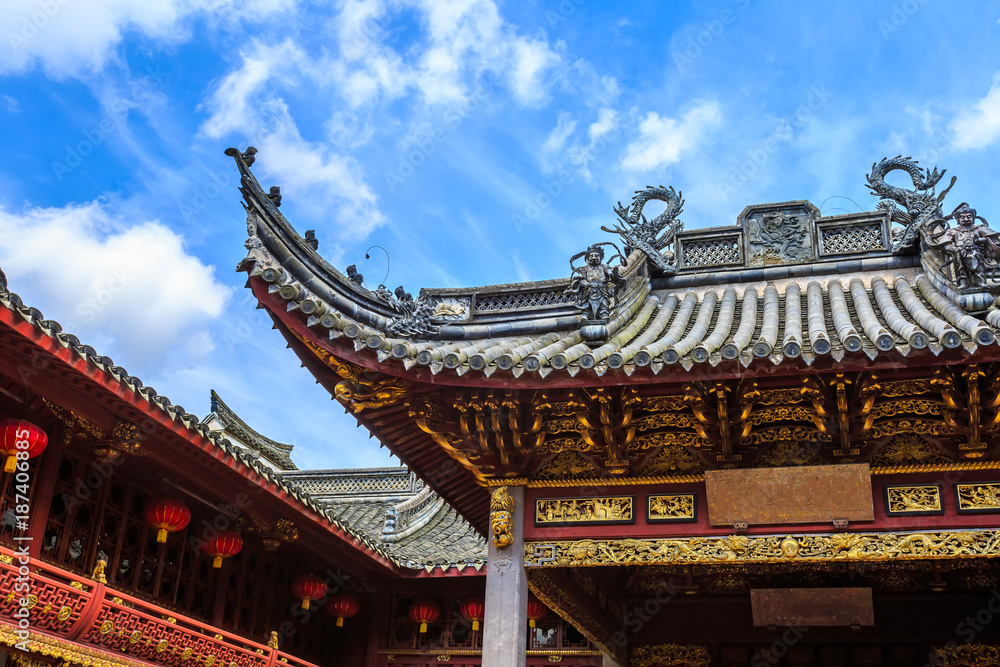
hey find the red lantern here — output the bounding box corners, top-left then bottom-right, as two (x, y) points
(204, 530), (242, 568)
(527, 595), (548, 628)
(459, 598), (485, 631)
(0, 419), (47, 473)
(325, 593), (360, 627)
(291, 574), (326, 611)
(408, 599), (440, 633)
(144, 498), (191, 543)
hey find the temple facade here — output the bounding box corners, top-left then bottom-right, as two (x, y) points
(2, 149), (1000, 666)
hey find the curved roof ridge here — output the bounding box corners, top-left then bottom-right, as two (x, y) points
(205, 389), (297, 470)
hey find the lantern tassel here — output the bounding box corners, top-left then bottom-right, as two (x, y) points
(4, 456), (15, 473)
(336, 617), (344, 628)
(530, 619), (536, 628)
(156, 528), (168, 543)
(473, 620), (479, 631)
(213, 556), (223, 568)
(302, 599), (310, 611)
(420, 622), (427, 633)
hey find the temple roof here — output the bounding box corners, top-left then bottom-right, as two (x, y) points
(203, 390), (297, 470)
(282, 467), (486, 572)
(0, 265), (484, 573)
(231, 149), (1000, 388)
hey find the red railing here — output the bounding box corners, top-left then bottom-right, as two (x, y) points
(0, 546), (322, 667)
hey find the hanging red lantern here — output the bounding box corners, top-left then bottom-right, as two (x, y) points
(527, 595), (548, 628)
(408, 599), (440, 633)
(291, 574), (326, 611)
(325, 592), (360, 627)
(459, 598), (485, 631)
(144, 498), (191, 543)
(0, 419), (48, 473)
(204, 530), (242, 568)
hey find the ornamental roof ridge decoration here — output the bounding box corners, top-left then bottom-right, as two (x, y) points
(203, 390), (297, 470)
(231, 148), (1000, 386)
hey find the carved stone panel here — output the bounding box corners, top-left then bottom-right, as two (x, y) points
(705, 464), (874, 526)
(751, 588), (875, 627)
(739, 201), (819, 267)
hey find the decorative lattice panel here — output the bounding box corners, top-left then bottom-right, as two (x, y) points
(475, 290), (575, 312)
(681, 237), (741, 268)
(0, 561), (91, 636)
(820, 223), (885, 255)
(82, 604), (270, 667)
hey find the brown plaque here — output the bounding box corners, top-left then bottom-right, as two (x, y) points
(751, 588), (874, 627)
(705, 464), (873, 526)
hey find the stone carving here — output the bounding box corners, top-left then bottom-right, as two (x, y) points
(924, 203), (1000, 288)
(267, 186), (282, 207)
(304, 230), (318, 251)
(603, 185), (684, 273)
(564, 243), (626, 321)
(865, 155), (955, 252)
(747, 211), (813, 265)
(375, 285), (439, 337)
(490, 486), (515, 549)
(345, 264), (364, 285)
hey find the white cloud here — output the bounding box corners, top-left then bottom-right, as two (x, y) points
(620, 101), (722, 172)
(952, 74), (1000, 150)
(0, 0), (295, 78)
(0, 96), (18, 113)
(0, 201), (230, 364)
(540, 112), (577, 170)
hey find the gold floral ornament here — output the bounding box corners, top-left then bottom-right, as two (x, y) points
(99, 620), (114, 635)
(267, 631), (279, 649)
(56, 605), (72, 622)
(156, 640), (169, 653)
(490, 486), (515, 549)
(128, 630), (142, 644)
(181, 648), (193, 660)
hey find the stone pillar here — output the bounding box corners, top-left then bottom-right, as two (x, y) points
(482, 486), (527, 667)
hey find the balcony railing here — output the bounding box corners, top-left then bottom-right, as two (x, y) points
(0, 546), (321, 667)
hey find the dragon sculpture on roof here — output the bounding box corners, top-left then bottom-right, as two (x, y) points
(865, 155), (956, 252)
(602, 185), (685, 274)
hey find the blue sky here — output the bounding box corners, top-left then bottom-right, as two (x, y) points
(2, 0), (1000, 470)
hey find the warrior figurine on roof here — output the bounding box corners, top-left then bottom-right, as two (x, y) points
(924, 203), (1000, 289)
(565, 242), (626, 321)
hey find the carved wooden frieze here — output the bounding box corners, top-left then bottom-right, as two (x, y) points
(955, 482), (1000, 513)
(884, 484), (943, 516)
(534, 497), (633, 526)
(646, 494), (696, 523)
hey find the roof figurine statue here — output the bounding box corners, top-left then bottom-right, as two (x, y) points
(924, 203), (1000, 291)
(866, 155), (955, 252)
(564, 242), (627, 322)
(603, 184), (684, 273)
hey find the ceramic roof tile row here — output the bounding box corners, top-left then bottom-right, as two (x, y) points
(266, 268), (1000, 376)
